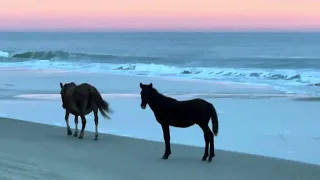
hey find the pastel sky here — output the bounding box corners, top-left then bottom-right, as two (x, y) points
(1, 0), (320, 31)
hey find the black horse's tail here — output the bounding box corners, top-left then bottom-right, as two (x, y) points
(89, 88), (113, 119)
(210, 104), (219, 136)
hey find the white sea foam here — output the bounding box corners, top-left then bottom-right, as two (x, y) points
(1, 50), (320, 96)
(14, 93), (306, 101)
(0, 51), (9, 58)
(0, 60), (318, 90)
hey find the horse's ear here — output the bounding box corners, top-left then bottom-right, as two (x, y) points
(60, 82), (63, 89)
(140, 82), (143, 88)
(149, 83), (153, 88)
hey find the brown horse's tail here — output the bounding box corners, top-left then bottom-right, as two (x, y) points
(210, 104), (219, 136)
(98, 99), (113, 119)
(90, 88), (113, 119)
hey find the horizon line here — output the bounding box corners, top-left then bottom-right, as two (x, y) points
(1, 29), (320, 33)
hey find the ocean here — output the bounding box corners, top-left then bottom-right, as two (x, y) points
(1, 32), (320, 96)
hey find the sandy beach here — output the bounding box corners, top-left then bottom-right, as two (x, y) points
(0, 68), (320, 179)
(0, 117), (320, 180)
(5, 93), (320, 165)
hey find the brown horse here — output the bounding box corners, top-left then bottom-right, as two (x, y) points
(59, 82), (112, 140)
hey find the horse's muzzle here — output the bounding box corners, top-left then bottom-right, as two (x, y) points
(140, 104), (146, 109)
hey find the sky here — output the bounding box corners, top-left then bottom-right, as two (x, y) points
(0, 0), (320, 31)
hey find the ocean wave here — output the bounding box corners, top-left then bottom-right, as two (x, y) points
(10, 50), (116, 60)
(1, 49), (320, 96)
(1, 49), (320, 69)
(113, 63), (310, 82)
(1, 50), (159, 64)
(0, 51), (9, 58)
(0, 58), (319, 84)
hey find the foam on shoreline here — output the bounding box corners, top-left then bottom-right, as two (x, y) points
(14, 92), (310, 101)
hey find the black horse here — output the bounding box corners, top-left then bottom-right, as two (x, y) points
(139, 83), (219, 162)
(60, 82), (112, 140)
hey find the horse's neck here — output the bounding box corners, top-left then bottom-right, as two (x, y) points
(148, 91), (171, 111)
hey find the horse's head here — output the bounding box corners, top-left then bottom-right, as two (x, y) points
(139, 82), (153, 110)
(60, 82), (76, 109)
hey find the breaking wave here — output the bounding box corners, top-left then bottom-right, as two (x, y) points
(1, 50), (160, 64)
(0, 51), (9, 58)
(1, 49), (320, 96)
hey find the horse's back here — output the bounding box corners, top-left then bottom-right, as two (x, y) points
(77, 83), (100, 94)
(74, 83), (104, 106)
(73, 85), (89, 101)
(76, 83), (93, 90)
(158, 98), (211, 127)
(159, 98), (211, 114)
(179, 98), (210, 109)
(175, 98), (212, 118)
(74, 83), (99, 98)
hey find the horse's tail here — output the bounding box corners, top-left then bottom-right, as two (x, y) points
(98, 94), (113, 119)
(98, 100), (112, 119)
(90, 88), (113, 119)
(210, 103), (219, 136)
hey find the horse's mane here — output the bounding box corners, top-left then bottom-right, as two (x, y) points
(150, 87), (177, 102)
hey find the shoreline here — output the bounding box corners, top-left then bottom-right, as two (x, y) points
(0, 66), (284, 89)
(0, 67), (289, 100)
(1, 67), (319, 98)
(0, 66), (272, 87)
(1, 68), (320, 166)
(13, 92), (318, 101)
(4, 115), (320, 167)
(1, 96), (320, 165)
(1, 117), (320, 180)
(0, 118), (320, 180)
(0, 116), (316, 166)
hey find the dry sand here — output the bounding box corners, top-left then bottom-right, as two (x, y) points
(0, 117), (319, 180)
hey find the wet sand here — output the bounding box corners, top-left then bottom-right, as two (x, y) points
(0, 117), (319, 180)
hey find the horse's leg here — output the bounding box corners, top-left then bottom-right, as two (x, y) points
(65, 110), (72, 136)
(161, 124), (172, 159)
(78, 101), (88, 139)
(88, 101), (99, 140)
(199, 124), (210, 161)
(78, 115), (87, 139)
(199, 123), (214, 162)
(73, 115), (79, 137)
(93, 108), (99, 140)
(208, 127), (215, 162)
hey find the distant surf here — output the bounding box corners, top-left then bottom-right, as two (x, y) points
(1, 49), (320, 97)
(0, 51), (9, 58)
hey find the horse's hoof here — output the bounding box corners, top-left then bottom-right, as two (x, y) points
(73, 133), (78, 137)
(78, 136), (83, 139)
(162, 154), (170, 160)
(67, 129), (72, 136)
(94, 136), (98, 141)
(201, 157), (207, 161)
(162, 156), (168, 160)
(208, 154), (214, 162)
